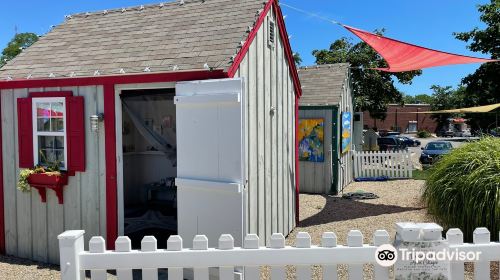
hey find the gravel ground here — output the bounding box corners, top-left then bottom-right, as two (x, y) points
(0, 180), (497, 279)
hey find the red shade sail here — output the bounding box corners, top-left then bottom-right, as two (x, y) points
(344, 25), (498, 72)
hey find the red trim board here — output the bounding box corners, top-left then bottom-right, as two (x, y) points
(0, 70), (228, 90)
(294, 96), (300, 224)
(103, 84), (117, 249)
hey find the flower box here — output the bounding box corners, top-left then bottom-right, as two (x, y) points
(27, 172), (69, 204)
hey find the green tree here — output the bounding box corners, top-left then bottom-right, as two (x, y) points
(454, 0), (499, 131)
(403, 94), (434, 105)
(429, 85), (466, 131)
(312, 33), (422, 119)
(293, 52), (302, 66)
(0, 32), (38, 67)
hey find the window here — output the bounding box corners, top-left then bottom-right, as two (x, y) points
(32, 97), (67, 169)
(408, 121), (418, 133)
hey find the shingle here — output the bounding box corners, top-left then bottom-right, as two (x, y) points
(298, 64), (350, 106)
(0, 0), (265, 79)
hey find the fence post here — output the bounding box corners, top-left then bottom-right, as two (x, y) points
(295, 232), (312, 280)
(270, 233), (286, 280)
(218, 234), (235, 280)
(373, 230), (390, 279)
(347, 230), (364, 279)
(58, 230), (85, 280)
(167, 235), (183, 280)
(447, 228), (464, 280)
(473, 228), (491, 279)
(321, 232), (338, 280)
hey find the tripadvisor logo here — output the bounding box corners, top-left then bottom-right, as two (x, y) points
(375, 244), (398, 267)
(375, 244), (482, 267)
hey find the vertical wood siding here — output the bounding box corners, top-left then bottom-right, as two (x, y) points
(1, 86), (106, 264)
(336, 70), (354, 192)
(298, 109), (334, 194)
(234, 6), (296, 244)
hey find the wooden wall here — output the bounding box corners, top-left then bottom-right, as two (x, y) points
(1, 86), (106, 264)
(234, 6), (296, 244)
(298, 108), (334, 194)
(336, 69), (354, 192)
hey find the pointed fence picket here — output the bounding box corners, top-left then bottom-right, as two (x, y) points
(353, 150), (413, 179)
(58, 226), (500, 280)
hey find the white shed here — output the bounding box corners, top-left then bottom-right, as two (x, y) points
(297, 64), (354, 194)
(0, 0), (301, 263)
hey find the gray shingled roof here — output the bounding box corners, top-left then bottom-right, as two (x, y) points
(0, 0), (265, 79)
(298, 63), (350, 106)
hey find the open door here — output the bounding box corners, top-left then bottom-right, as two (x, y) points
(175, 78), (246, 248)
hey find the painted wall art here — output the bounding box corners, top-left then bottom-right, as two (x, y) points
(298, 118), (324, 162)
(341, 112), (352, 154)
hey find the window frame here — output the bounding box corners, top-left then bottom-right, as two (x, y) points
(31, 97), (68, 170)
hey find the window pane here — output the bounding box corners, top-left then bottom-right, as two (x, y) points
(36, 103), (51, 117)
(51, 102), (64, 118)
(51, 118), (64, 132)
(37, 118), (51, 131)
(38, 136), (64, 167)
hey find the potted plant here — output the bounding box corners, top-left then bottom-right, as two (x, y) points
(18, 160), (68, 204)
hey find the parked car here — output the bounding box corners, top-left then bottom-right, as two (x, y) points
(438, 129), (455, 137)
(377, 136), (406, 151)
(386, 131), (402, 137)
(454, 129), (472, 137)
(398, 136), (421, 147)
(419, 141), (453, 165)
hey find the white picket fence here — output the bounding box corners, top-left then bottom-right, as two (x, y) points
(58, 224), (500, 280)
(353, 150), (413, 179)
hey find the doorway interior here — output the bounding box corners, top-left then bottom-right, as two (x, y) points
(120, 88), (177, 248)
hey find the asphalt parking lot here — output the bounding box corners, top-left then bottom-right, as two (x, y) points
(408, 136), (473, 152)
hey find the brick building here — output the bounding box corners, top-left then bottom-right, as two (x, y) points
(363, 104), (438, 133)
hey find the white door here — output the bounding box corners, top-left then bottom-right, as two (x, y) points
(175, 78), (246, 248)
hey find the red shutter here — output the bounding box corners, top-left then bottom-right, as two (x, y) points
(66, 96), (85, 172)
(17, 98), (34, 168)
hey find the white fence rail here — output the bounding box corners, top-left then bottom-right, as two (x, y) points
(58, 225), (500, 280)
(353, 150), (413, 179)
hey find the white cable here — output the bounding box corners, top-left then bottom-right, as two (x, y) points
(280, 2), (342, 25)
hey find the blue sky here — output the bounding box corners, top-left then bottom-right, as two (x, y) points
(0, 0), (491, 95)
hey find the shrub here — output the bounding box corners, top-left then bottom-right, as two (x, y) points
(422, 137), (500, 241)
(417, 130), (431, 138)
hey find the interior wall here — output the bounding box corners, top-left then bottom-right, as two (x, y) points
(233, 5), (296, 244)
(1, 86), (106, 264)
(121, 95), (176, 207)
